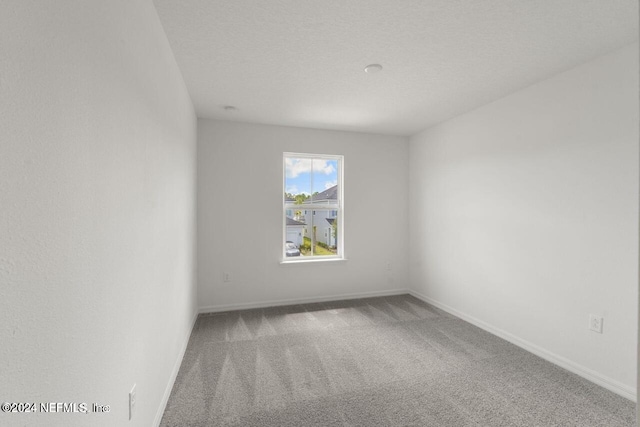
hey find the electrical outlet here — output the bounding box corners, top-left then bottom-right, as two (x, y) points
(223, 272), (231, 283)
(129, 384), (136, 420)
(589, 315), (603, 334)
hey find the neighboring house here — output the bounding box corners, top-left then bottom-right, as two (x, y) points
(285, 194), (304, 247)
(285, 194), (296, 221)
(301, 185), (338, 248)
(285, 185), (338, 248)
(285, 217), (304, 247)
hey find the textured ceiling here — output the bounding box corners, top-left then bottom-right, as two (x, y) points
(153, 0), (638, 136)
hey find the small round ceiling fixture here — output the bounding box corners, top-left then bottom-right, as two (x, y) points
(223, 105), (237, 111)
(364, 64), (383, 74)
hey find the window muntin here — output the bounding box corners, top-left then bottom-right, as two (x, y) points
(283, 153), (343, 260)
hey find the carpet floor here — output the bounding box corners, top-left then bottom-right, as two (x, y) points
(160, 294), (635, 426)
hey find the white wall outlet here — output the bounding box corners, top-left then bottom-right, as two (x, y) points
(589, 315), (603, 334)
(129, 384), (136, 420)
(223, 272), (231, 283)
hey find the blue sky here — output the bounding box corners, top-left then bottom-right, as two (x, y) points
(285, 157), (338, 195)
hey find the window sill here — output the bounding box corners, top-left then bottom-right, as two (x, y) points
(280, 257), (347, 265)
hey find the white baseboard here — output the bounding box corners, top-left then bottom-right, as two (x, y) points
(154, 310), (199, 427)
(198, 288), (409, 314)
(408, 289), (637, 402)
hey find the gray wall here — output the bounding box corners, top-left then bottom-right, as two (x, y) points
(409, 44), (639, 399)
(0, 1), (198, 425)
(196, 120), (409, 311)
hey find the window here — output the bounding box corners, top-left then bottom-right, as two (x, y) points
(283, 153), (343, 260)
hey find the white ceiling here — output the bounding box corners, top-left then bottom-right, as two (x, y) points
(153, 0), (638, 136)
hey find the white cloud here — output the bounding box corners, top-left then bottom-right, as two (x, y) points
(285, 158), (336, 178)
(285, 158), (310, 178)
(313, 159), (336, 176)
(324, 180), (337, 190)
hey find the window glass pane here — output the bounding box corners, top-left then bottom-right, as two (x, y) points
(284, 211), (339, 257)
(309, 209), (338, 257)
(284, 217), (305, 257)
(284, 153), (341, 260)
(284, 157), (311, 204)
(311, 158), (338, 205)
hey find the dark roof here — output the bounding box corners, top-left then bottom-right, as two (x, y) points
(311, 185), (338, 201)
(325, 218), (335, 225)
(286, 217), (305, 226)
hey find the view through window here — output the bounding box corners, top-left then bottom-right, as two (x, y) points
(283, 153), (343, 260)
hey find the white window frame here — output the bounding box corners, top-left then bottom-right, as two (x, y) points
(282, 152), (344, 262)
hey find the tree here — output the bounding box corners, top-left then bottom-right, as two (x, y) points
(285, 192), (312, 204)
(331, 217), (338, 241)
(294, 194), (309, 204)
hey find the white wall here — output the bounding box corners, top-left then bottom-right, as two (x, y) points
(0, 1), (197, 426)
(197, 120), (409, 310)
(409, 44), (639, 399)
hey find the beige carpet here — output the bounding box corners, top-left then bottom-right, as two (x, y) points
(160, 294), (635, 426)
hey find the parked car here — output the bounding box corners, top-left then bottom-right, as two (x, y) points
(285, 241), (300, 257)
